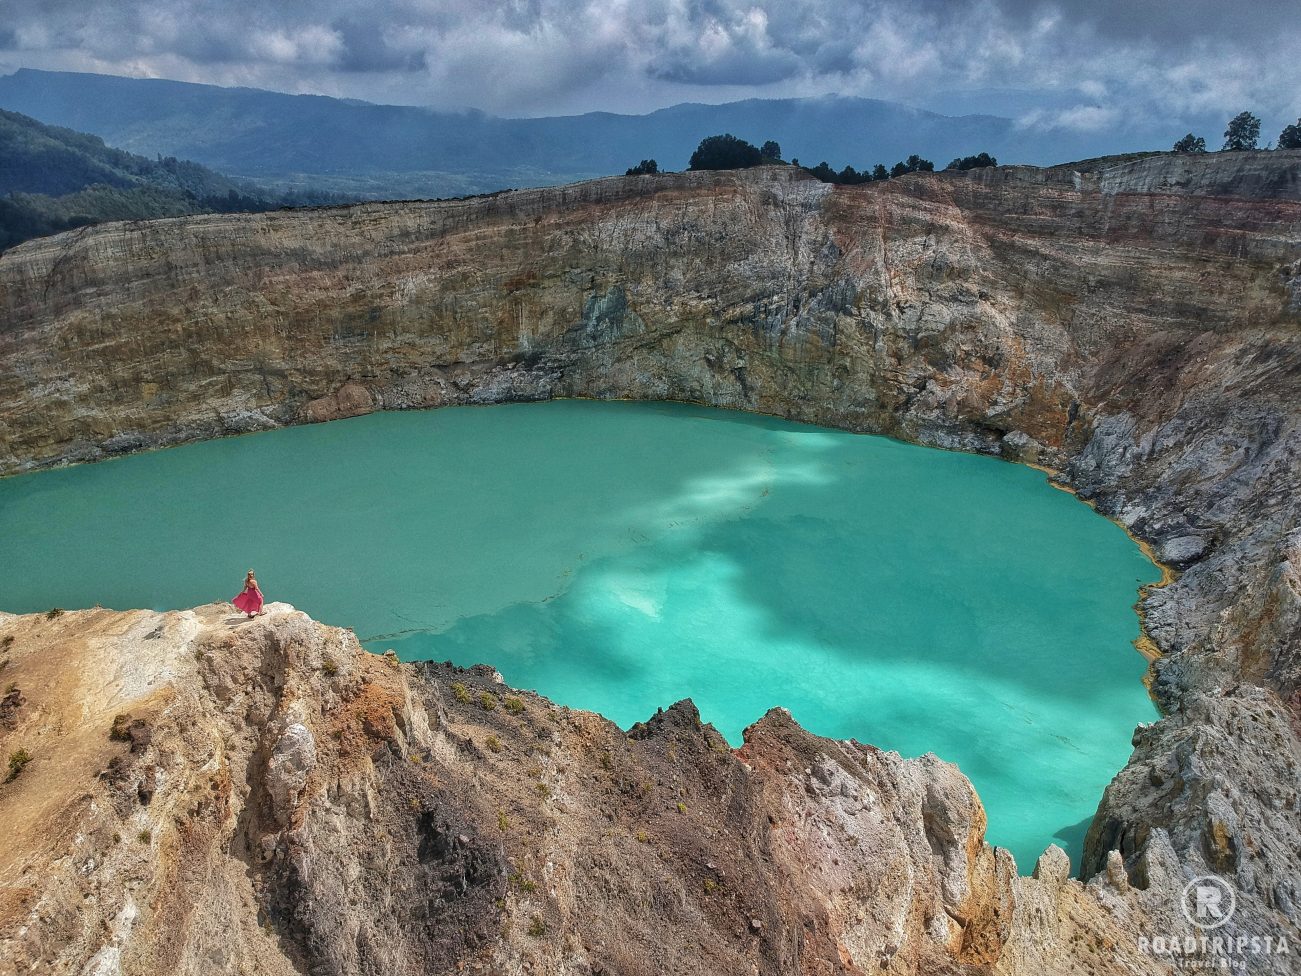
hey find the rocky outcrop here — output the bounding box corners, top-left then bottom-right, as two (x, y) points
(15, 603), (1285, 976)
(0, 604), (1053, 974)
(1, 151), (1299, 973)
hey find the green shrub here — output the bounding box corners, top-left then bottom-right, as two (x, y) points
(1280, 119), (1301, 150)
(478, 691), (498, 712)
(946, 152), (998, 170)
(6, 747), (32, 782)
(504, 696), (525, 714)
(508, 871), (536, 893)
(1172, 133), (1207, 153)
(689, 134), (763, 171)
(450, 682), (470, 704)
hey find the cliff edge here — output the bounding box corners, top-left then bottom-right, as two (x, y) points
(0, 603), (1221, 975)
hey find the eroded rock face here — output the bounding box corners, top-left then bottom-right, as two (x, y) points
(1, 152), (1299, 973)
(4, 604), (1284, 975)
(0, 605), (1021, 975)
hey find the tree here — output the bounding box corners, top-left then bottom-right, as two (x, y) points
(1171, 133), (1207, 153)
(760, 140), (782, 162)
(1222, 112), (1261, 151)
(808, 160), (837, 182)
(688, 134), (764, 171)
(625, 159), (658, 176)
(890, 155), (934, 178)
(1279, 119), (1301, 150)
(871, 163), (889, 181)
(945, 152), (998, 170)
(839, 165), (861, 184)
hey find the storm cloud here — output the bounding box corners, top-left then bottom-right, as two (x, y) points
(0, 0), (1297, 128)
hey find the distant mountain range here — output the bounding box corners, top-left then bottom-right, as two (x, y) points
(0, 69), (1171, 200)
(0, 107), (335, 250)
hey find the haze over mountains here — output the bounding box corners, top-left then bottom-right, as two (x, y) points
(0, 107), (337, 250)
(0, 69), (1181, 200)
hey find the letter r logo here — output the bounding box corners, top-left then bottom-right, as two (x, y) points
(1195, 885), (1223, 919)
(1181, 875), (1236, 930)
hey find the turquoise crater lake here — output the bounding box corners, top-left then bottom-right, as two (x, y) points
(0, 401), (1159, 868)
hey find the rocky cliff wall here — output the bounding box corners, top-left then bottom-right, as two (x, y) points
(1, 151), (1299, 973)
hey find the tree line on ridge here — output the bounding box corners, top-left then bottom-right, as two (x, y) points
(626, 110), (1301, 184)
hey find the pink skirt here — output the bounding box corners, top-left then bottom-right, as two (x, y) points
(233, 587), (264, 614)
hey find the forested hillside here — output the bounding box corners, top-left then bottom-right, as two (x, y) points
(0, 108), (334, 250)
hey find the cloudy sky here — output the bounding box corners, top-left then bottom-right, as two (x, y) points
(2, 0), (1298, 130)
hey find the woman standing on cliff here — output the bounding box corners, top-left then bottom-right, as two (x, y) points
(232, 570), (266, 619)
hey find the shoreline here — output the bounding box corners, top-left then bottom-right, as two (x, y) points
(1013, 460), (1175, 695)
(5, 394), (1176, 689)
